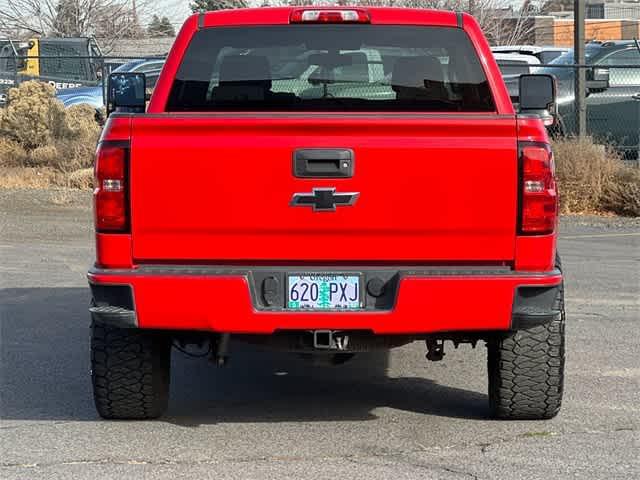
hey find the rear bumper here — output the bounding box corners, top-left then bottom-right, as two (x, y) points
(87, 266), (563, 335)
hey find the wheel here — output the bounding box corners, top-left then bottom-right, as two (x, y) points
(487, 258), (565, 420)
(91, 322), (171, 419)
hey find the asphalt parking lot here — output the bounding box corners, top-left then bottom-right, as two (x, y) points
(1, 189), (638, 480)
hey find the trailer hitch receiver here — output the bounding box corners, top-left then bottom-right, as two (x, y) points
(312, 330), (350, 350)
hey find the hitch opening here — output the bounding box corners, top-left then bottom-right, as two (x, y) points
(312, 330), (350, 351)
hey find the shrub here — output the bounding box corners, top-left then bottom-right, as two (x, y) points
(601, 167), (640, 217)
(552, 137), (639, 217)
(0, 138), (28, 168)
(64, 104), (101, 141)
(55, 138), (96, 172)
(67, 168), (94, 189)
(0, 81), (66, 149)
(552, 137), (618, 214)
(56, 104), (101, 172)
(0, 80), (100, 176)
(29, 145), (60, 167)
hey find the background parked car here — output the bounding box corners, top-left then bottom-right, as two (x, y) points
(56, 58), (164, 110)
(492, 45), (569, 64)
(0, 37), (103, 107)
(538, 41), (640, 159)
(493, 52), (541, 99)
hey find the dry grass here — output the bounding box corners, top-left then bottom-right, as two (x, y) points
(67, 168), (94, 189)
(0, 166), (94, 190)
(553, 137), (618, 214)
(29, 145), (60, 167)
(553, 137), (639, 216)
(50, 190), (77, 205)
(601, 167), (640, 217)
(0, 138), (28, 168)
(0, 167), (65, 189)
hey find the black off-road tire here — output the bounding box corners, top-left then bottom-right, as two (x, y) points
(487, 259), (565, 420)
(91, 322), (171, 420)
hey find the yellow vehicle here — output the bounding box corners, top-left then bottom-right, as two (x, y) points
(0, 37), (102, 105)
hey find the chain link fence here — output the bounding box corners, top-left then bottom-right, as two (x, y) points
(0, 55), (164, 107)
(535, 63), (640, 162)
(1, 54), (639, 161)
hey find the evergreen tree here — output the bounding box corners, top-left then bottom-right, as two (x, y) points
(147, 15), (176, 37)
(147, 15), (162, 36)
(189, 0), (248, 14)
(158, 17), (176, 37)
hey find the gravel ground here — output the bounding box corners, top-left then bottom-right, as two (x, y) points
(1, 188), (638, 480)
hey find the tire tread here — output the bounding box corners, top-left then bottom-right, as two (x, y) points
(487, 257), (565, 420)
(91, 322), (170, 420)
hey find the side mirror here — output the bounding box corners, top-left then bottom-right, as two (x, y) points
(519, 74), (557, 126)
(586, 67), (610, 93)
(106, 72), (146, 117)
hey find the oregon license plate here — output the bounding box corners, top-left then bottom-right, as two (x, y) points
(287, 274), (362, 310)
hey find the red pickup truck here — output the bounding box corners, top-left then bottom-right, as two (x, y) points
(89, 7), (564, 421)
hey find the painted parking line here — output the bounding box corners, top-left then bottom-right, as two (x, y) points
(567, 298), (639, 306)
(560, 232), (640, 240)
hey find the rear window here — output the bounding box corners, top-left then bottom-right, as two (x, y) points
(167, 25), (494, 112)
(539, 51), (564, 64)
(497, 60), (532, 77)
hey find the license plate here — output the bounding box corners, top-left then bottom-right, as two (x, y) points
(287, 274), (362, 310)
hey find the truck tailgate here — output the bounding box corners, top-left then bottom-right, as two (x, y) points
(130, 116), (518, 263)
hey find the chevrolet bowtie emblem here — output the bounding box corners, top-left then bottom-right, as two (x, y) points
(290, 188), (360, 212)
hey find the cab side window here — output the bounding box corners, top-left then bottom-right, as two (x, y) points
(602, 49), (640, 86)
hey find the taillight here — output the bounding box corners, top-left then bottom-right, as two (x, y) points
(94, 142), (128, 232)
(519, 143), (557, 235)
(290, 8), (370, 24)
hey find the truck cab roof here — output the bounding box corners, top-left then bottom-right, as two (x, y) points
(192, 6), (462, 27)
(149, 6), (513, 114)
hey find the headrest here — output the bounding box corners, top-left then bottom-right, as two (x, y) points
(341, 52), (369, 83)
(219, 55), (272, 88)
(392, 56), (445, 90)
(308, 52), (370, 85)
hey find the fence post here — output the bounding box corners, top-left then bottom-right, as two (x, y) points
(574, 0), (587, 137)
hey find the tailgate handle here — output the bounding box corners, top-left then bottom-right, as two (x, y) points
(294, 149), (354, 178)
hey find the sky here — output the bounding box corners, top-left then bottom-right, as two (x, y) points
(0, 0), (534, 34)
(155, 0), (533, 28)
(147, 0), (192, 26)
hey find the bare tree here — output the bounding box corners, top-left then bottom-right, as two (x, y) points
(260, 0), (538, 45)
(0, 0), (148, 41)
(479, 0), (540, 45)
(365, 0), (538, 45)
